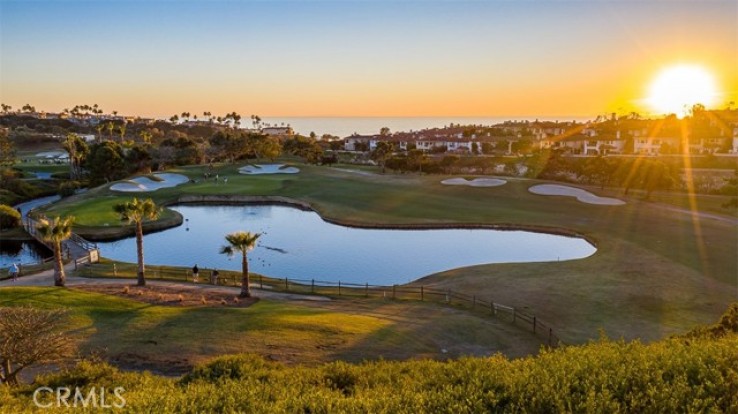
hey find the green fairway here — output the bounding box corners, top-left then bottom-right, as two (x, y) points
(41, 163), (738, 344)
(0, 286), (540, 371)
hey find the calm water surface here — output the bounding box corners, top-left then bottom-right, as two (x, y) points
(0, 240), (50, 268)
(96, 205), (596, 285)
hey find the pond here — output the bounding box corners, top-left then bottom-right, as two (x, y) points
(96, 205), (596, 285)
(0, 240), (51, 269)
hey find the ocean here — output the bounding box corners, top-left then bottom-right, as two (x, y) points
(258, 116), (595, 138)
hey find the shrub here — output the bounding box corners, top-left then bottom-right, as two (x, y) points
(181, 354), (280, 384)
(57, 181), (80, 197)
(0, 204), (21, 229)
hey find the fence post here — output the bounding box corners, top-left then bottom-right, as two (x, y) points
(420, 286), (424, 301)
(365, 283), (369, 298)
(338, 281), (341, 296)
(285, 278), (288, 291)
(392, 284), (396, 299)
(533, 316), (537, 334)
(260, 275), (263, 289)
(311, 279), (315, 293)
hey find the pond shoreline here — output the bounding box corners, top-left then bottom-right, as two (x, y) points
(74, 194), (598, 248)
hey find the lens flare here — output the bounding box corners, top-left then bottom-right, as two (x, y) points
(646, 65), (718, 117)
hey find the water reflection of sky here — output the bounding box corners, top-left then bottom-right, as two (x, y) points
(97, 205), (596, 285)
(0, 240), (51, 268)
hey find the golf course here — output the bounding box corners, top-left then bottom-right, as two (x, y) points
(33, 161), (737, 346)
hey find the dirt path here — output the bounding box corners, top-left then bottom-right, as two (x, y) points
(0, 265), (330, 302)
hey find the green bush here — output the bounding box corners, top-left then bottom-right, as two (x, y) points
(58, 181), (80, 197)
(3, 304), (738, 412)
(0, 204), (21, 228)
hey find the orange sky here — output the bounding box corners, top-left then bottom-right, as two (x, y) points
(1, 1), (736, 118)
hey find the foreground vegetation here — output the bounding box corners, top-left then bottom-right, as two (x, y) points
(1, 304), (736, 413)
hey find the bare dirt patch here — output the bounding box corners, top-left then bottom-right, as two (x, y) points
(72, 283), (259, 308)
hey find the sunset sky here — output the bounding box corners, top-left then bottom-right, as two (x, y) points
(1, 1), (736, 118)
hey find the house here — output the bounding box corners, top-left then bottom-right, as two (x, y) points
(344, 135), (375, 151)
(633, 136), (681, 155)
(262, 126), (294, 136)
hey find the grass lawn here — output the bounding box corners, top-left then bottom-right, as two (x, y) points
(0, 286), (540, 373)
(41, 162), (738, 344)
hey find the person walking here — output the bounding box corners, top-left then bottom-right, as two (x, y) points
(211, 269), (219, 285)
(9, 263), (19, 282)
(192, 264), (199, 283)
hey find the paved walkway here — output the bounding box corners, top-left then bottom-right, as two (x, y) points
(0, 264), (330, 302)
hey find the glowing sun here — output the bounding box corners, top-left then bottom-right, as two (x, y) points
(646, 65), (718, 117)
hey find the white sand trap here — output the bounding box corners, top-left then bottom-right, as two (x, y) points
(441, 178), (507, 187)
(110, 173), (189, 192)
(35, 151), (68, 158)
(529, 184), (625, 205)
(238, 164), (300, 175)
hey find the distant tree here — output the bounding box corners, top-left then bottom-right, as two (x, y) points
(220, 231), (261, 298)
(259, 137), (283, 161)
(471, 142), (479, 155)
(407, 149), (426, 174)
(62, 133), (89, 180)
(0, 307), (73, 386)
(35, 216), (75, 287)
(139, 130), (153, 144)
(125, 145), (153, 173)
(481, 142), (493, 155)
(85, 141), (127, 184)
(440, 155), (460, 174)
(371, 141), (394, 173)
(95, 124), (105, 142)
(114, 198), (161, 286)
(21, 104), (35, 113)
(0, 103), (12, 113)
(583, 156), (617, 189)
(0, 204), (21, 229)
(106, 121), (115, 140)
(118, 123), (127, 143)
(0, 128), (16, 167)
(380, 127), (390, 136)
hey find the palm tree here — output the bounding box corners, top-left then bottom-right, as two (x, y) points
(113, 198), (161, 286)
(118, 123), (126, 143)
(220, 232), (261, 297)
(35, 216), (75, 287)
(106, 122), (115, 140)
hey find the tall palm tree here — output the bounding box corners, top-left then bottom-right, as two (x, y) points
(220, 232), (261, 298)
(36, 216), (75, 287)
(113, 198), (161, 286)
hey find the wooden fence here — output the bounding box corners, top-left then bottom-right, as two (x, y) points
(80, 262), (563, 347)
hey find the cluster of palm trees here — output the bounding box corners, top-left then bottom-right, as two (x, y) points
(168, 111), (265, 132)
(36, 198), (261, 298)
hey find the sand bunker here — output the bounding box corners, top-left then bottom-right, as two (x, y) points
(441, 178), (507, 187)
(35, 151), (68, 159)
(528, 184), (625, 205)
(238, 164), (300, 175)
(110, 173), (189, 192)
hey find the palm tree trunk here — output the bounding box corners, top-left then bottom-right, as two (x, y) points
(240, 251), (251, 298)
(136, 221), (146, 286)
(53, 241), (65, 287)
